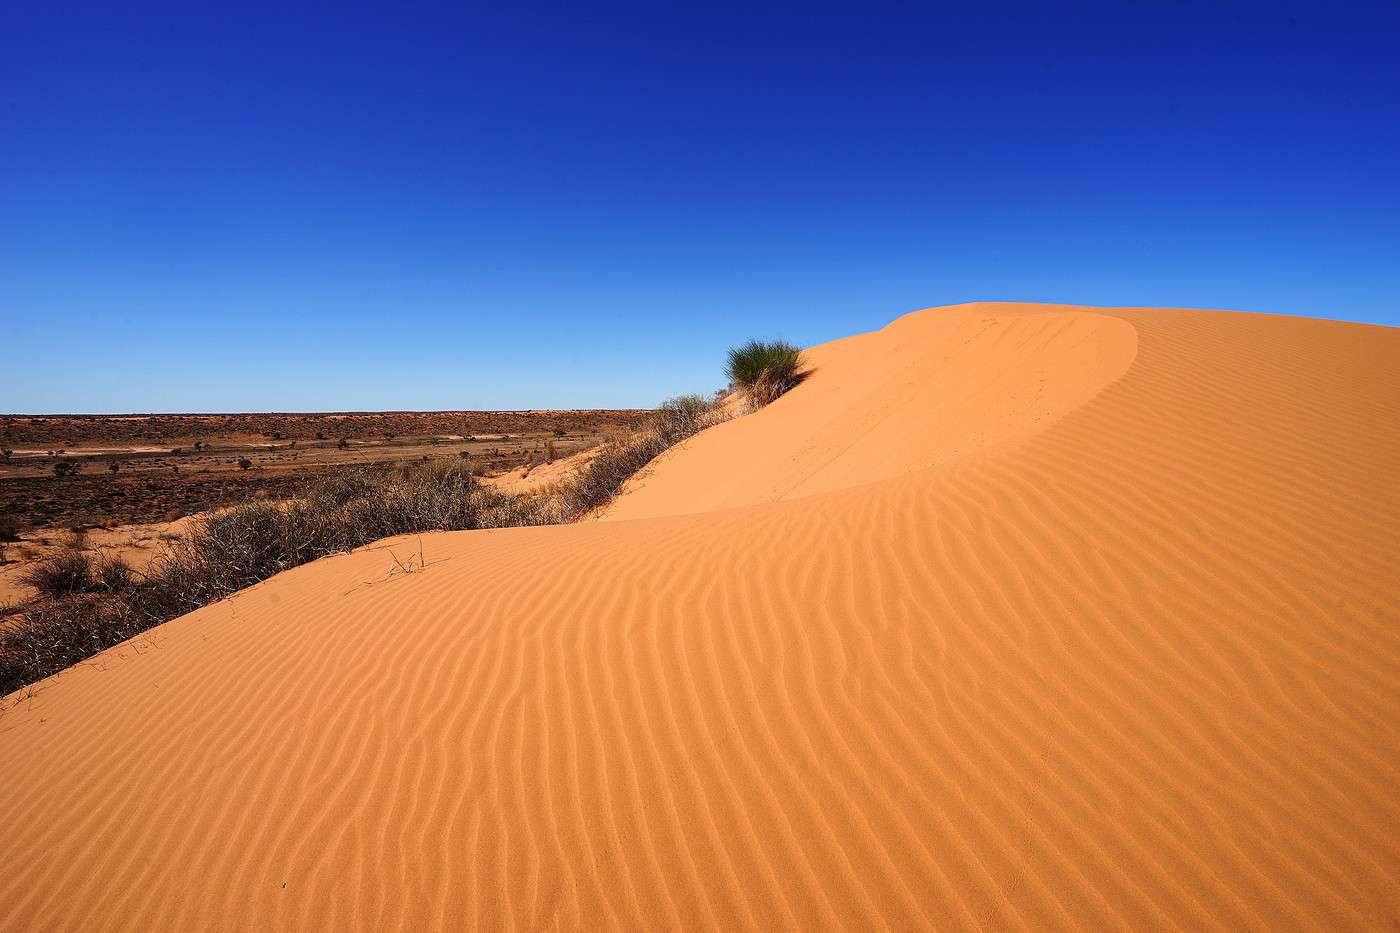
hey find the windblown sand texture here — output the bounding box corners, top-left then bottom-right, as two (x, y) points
(3, 303), (1397, 930)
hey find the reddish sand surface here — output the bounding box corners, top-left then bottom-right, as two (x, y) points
(481, 446), (603, 496)
(1, 302), (1397, 930)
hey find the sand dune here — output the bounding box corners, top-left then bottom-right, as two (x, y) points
(2, 303), (1397, 930)
(602, 304), (1138, 520)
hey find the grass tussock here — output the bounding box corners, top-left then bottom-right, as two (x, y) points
(726, 339), (804, 411)
(1, 396), (729, 696)
(20, 550), (133, 599)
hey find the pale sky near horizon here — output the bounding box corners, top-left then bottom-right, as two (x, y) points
(3, 2), (1398, 414)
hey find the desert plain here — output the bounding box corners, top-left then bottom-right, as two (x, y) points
(0, 409), (646, 605)
(1, 302), (1397, 930)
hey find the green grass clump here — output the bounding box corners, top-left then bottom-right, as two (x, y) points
(725, 339), (803, 409)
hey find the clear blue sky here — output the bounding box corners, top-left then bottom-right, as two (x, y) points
(3, 2), (1397, 413)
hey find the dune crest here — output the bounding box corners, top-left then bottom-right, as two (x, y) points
(3, 303), (1398, 931)
(602, 303), (1138, 520)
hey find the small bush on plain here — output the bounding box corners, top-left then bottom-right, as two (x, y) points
(21, 550), (96, 599)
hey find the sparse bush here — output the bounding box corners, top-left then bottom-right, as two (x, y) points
(92, 553), (134, 592)
(725, 339), (803, 410)
(312, 460), (495, 542)
(0, 515), (19, 542)
(137, 461), (535, 620)
(136, 501), (308, 621)
(653, 394), (717, 444)
(559, 393), (726, 517)
(21, 550), (95, 598)
(0, 595), (146, 694)
(108, 460), (120, 474)
(238, 458), (252, 471)
(561, 429), (668, 517)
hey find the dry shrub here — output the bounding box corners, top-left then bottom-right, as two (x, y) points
(0, 595), (145, 694)
(561, 428), (668, 518)
(20, 550), (95, 598)
(560, 393), (727, 517)
(745, 371), (791, 409)
(91, 553), (134, 592)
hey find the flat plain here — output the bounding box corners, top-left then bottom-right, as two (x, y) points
(0, 409), (646, 605)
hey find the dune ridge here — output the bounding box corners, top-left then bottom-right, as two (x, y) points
(2, 303), (1397, 930)
(601, 304), (1138, 520)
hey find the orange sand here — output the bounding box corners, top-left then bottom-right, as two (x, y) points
(2, 303), (1397, 930)
(482, 446), (602, 496)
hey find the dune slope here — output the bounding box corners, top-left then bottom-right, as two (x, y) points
(603, 303), (1139, 520)
(2, 303), (1397, 931)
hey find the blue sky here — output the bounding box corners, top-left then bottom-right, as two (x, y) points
(3, 2), (1397, 413)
